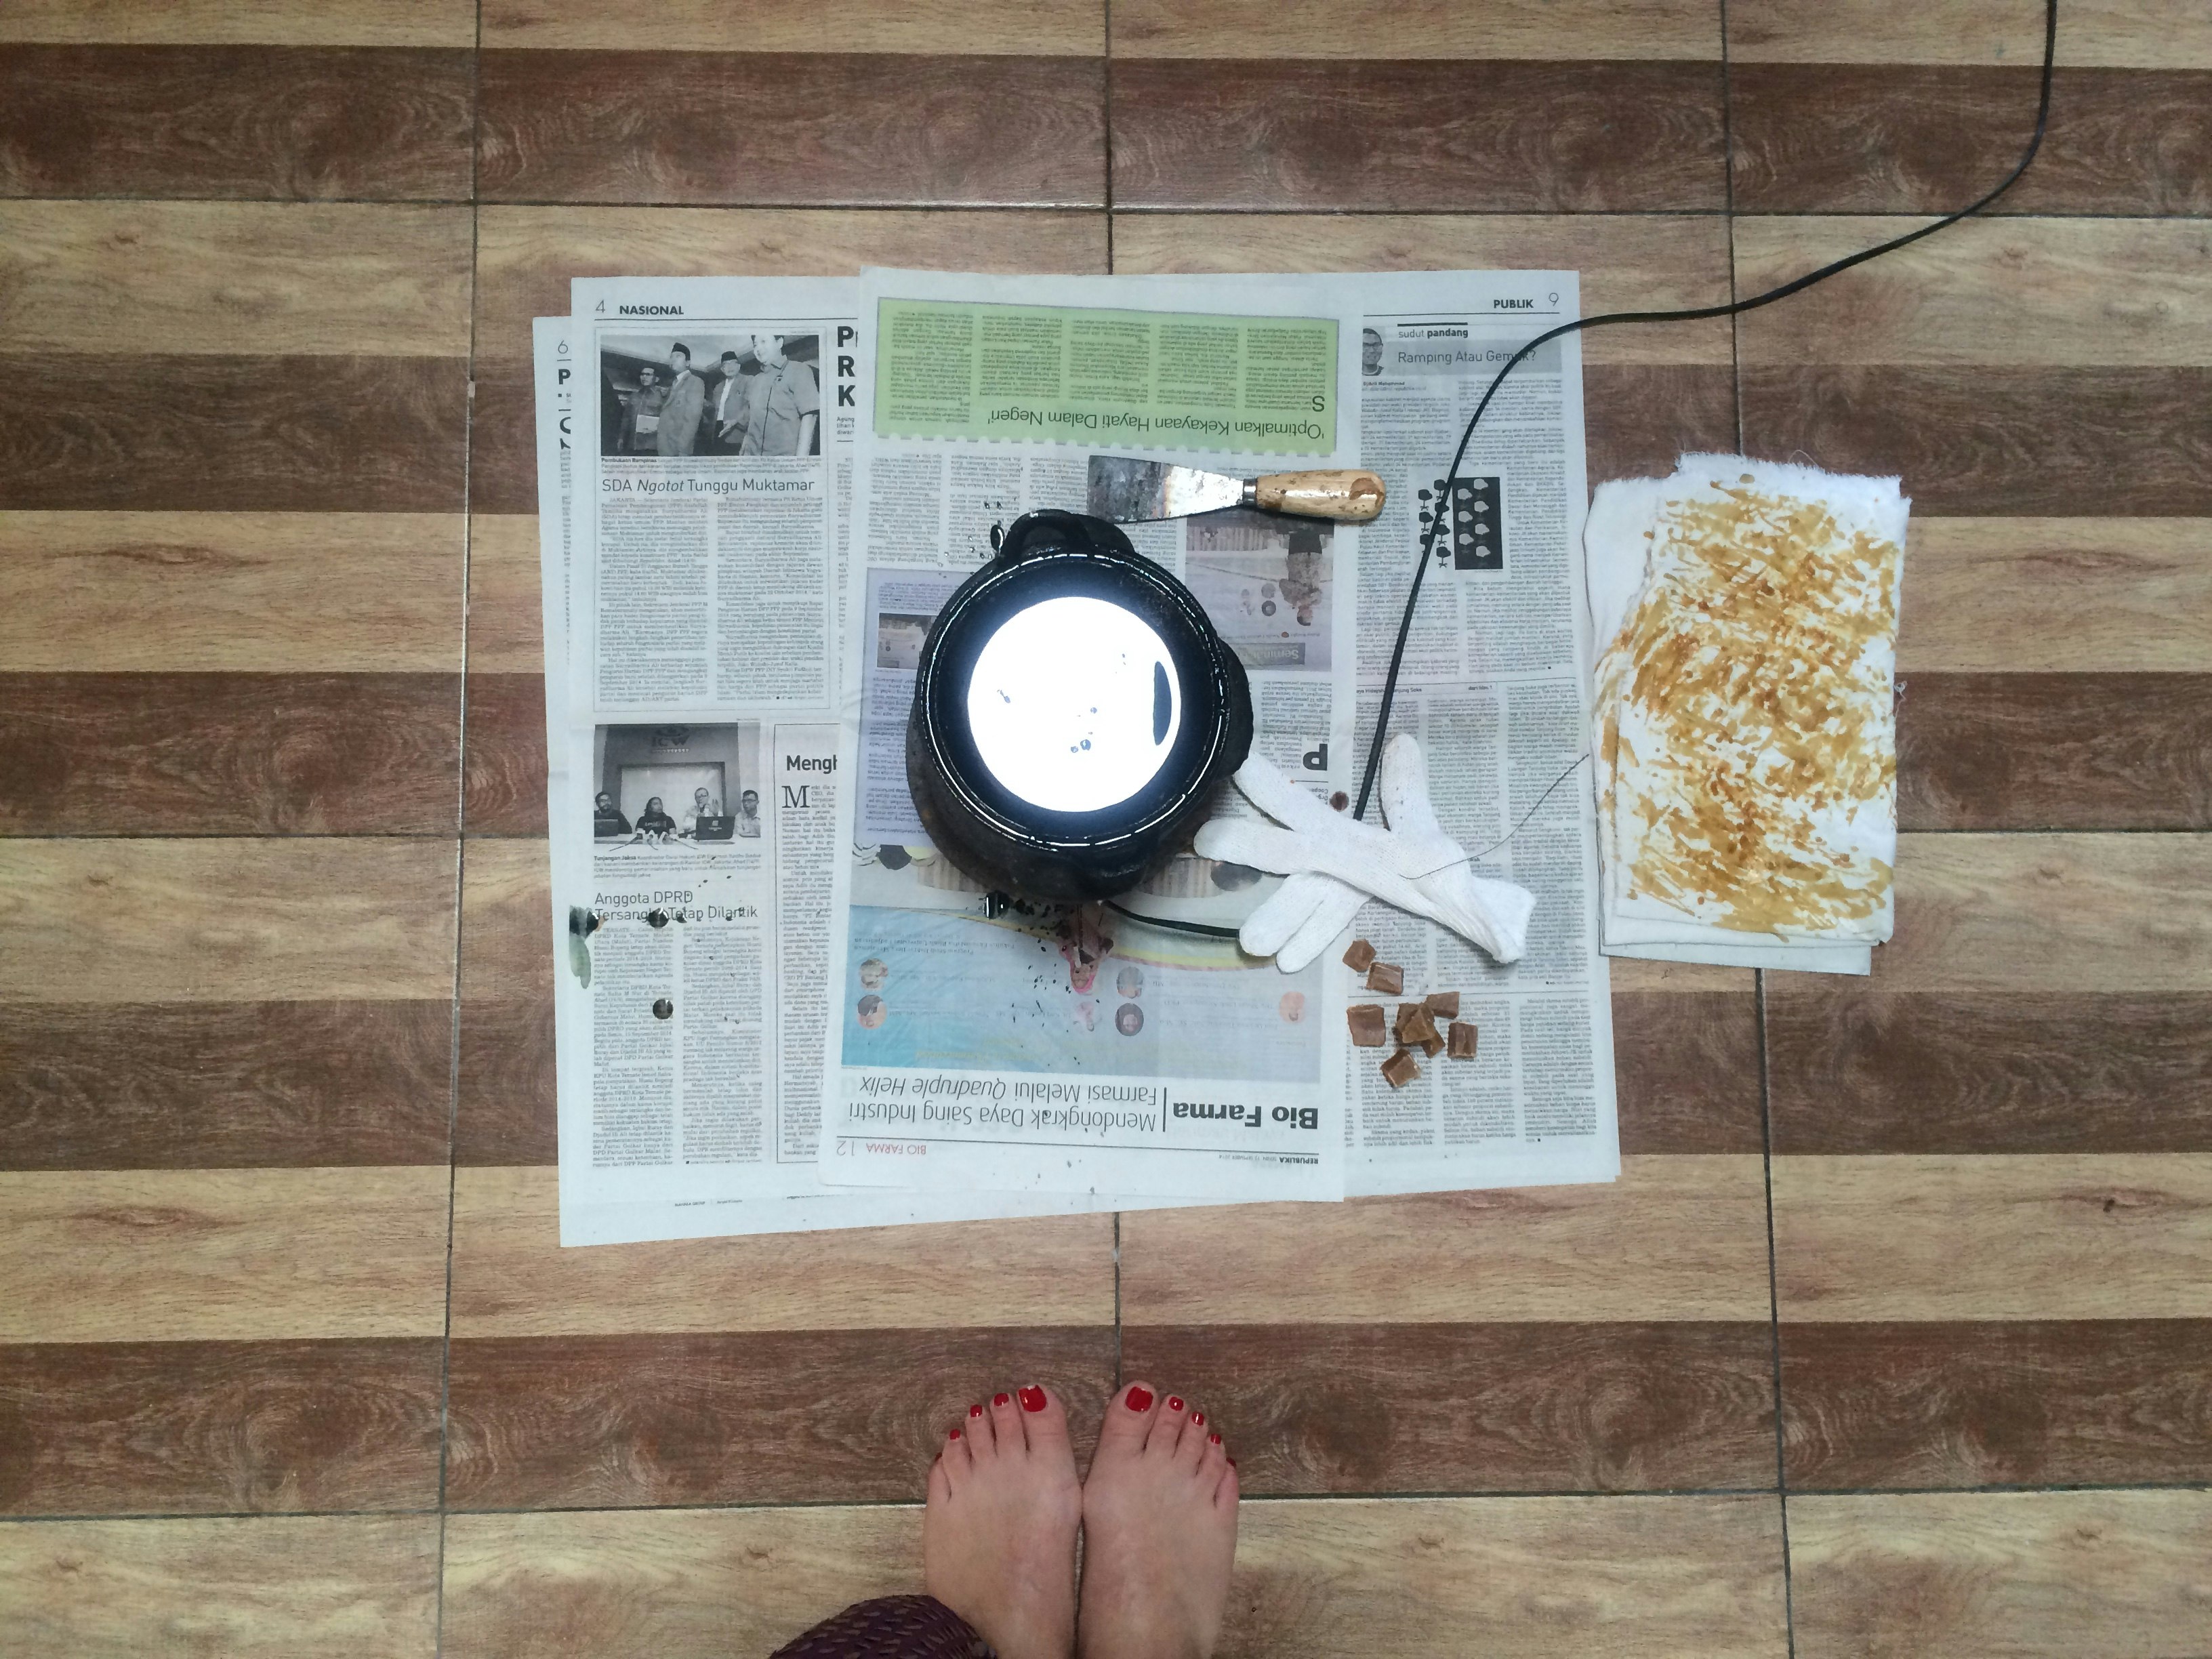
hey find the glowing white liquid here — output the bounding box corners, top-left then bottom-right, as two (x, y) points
(964, 595), (1182, 813)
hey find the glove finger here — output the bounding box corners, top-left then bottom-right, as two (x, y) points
(1193, 819), (1313, 874)
(1237, 876), (1330, 960)
(1378, 733), (1445, 840)
(1273, 878), (1366, 972)
(1231, 754), (1330, 831)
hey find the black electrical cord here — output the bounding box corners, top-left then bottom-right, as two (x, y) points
(1353, 0), (2060, 823)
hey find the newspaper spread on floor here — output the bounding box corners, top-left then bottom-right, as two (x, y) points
(537, 291), (1189, 1244)
(537, 267), (1617, 1240)
(818, 268), (1615, 1201)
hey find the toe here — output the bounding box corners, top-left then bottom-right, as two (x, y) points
(987, 1389), (1024, 1453)
(1198, 1427), (1229, 1486)
(1169, 1401), (1208, 1469)
(1094, 1380), (1160, 1465)
(941, 1420), (973, 1483)
(1144, 1391), (1193, 1458)
(928, 1453), (953, 1505)
(1213, 1456), (1240, 1509)
(961, 1399), (995, 1458)
(1013, 1382), (1073, 1462)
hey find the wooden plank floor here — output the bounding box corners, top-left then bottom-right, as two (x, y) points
(2, 1), (2206, 1653)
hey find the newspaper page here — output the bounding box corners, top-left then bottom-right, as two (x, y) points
(541, 295), (1170, 1243)
(819, 269), (1365, 1201)
(1340, 272), (1619, 1194)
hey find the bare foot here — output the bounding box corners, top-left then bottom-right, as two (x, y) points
(926, 1384), (1082, 1659)
(1078, 1382), (1239, 1659)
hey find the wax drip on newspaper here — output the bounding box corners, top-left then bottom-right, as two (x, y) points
(1194, 733), (1535, 973)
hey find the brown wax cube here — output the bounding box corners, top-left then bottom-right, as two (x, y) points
(1347, 1004), (1389, 1048)
(1424, 991), (1460, 1020)
(1380, 1048), (1421, 1088)
(1343, 938), (1377, 972)
(1395, 1002), (1441, 1053)
(1365, 960), (1404, 996)
(1447, 1020), (1479, 1060)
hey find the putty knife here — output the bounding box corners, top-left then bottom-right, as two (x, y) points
(1088, 456), (1386, 524)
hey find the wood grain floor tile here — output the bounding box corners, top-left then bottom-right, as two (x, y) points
(1223, 1496), (1787, 1659)
(1781, 1319), (2212, 1489)
(1111, 59), (1727, 212)
(443, 1505), (921, 1659)
(1586, 363), (1738, 487)
(1790, 1490), (2212, 1659)
(1898, 672), (2212, 831)
(0, 45), (475, 200)
(462, 673), (548, 836)
(454, 997), (554, 1166)
(0, 354), (468, 514)
(1773, 1154), (2212, 1322)
(0, 202), (472, 358)
(1761, 833), (2212, 996)
(0, 672), (461, 836)
(1, 0), (476, 48)
(483, 0), (1103, 54)
(446, 1328), (1115, 1508)
(1613, 990), (1764, 1155)
(1898, 518), (2212, 674)
(2, 1515), (438, 1658)
(1113, 0), (1719, 60)
(1108, 213), (1734, 366)
(0, 512), (463, 674)
(478, 53), (1106, 207)
(1120, 1322), (1777, 1494)
(466, 361), (557, 519)
(1768, 991), (2212, 1156)
(1727, 0), (2212, 70)
(465, 515), (543, 676)
(450, 1165), (1115, 1335)
(457, 839), (554, 1166)
(1729, 64), (2212, 217)
(1738, 364), (2212, 517)
(0, 839), (455, 1003)
(445, 1497), (1789, 1659)
(1735, 216), (2212, 368)
(462, 518), (548, 827)
(0, 1338), (444, 1515)
(1608, 958), (1756, 994)
(0, 1168), (450, 1342)
(1121, 1157), (1772, 1326)
(1, 1000), (453, 1170)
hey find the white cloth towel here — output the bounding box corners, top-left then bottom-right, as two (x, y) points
(1194, 734), (1536, 972)
(1586, 455), (1907, 977)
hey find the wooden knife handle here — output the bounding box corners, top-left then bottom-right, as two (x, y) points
(1250, 469), (1387, 522)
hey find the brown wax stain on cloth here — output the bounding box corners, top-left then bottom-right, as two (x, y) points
(1594, 474), (1901, 935)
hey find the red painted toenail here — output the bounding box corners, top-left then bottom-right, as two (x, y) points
(949, 1427), (962, 1441)
(1192, 1411), (1206, 1427)
(1125, 1386), (1154, 1412)
(993, 1392), (1011, 1408)
(1018, 1385), (1047, 1412)
(1166, 1396), (1184, 1412)
(968, 1404), (984, 1418)
(1209, 1433), (1223, 1445)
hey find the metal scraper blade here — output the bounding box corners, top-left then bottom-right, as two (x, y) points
(1087, 456), (1246, 522)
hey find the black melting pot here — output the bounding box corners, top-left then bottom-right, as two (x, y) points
(906, 509), (1252, 903)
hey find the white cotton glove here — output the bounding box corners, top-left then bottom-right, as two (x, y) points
(1194, 733), (1536, 972)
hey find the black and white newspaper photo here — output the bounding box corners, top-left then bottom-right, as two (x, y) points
(573, 279), (844, 718)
